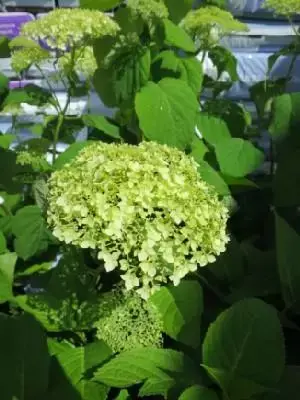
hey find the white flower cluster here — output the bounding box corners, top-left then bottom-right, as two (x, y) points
(21, 8), (120, 51)
(47, 141), (230, 299)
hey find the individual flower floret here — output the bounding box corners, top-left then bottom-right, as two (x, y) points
(21, 8), (120, 51)
(263, 0), (300, 16)
(47, 141), (230, 299)
(58, 46), (97, 77)
(11, 46), (50, 74)
(127, 0), (169, 20)
(182, 6), (248, 43)
(95, 287), (163, 353)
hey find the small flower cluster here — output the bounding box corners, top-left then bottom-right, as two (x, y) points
(47, 142), (229, 299)
(11, 47), (50, 74)
(58, 46), (97, 78)
(21, 8), (120, 51)
(16, 151), (51, 173)
(263, 0), (300, 16)
(95, 287), (163, 353)
(182, 6), (248, 43)
(127, 0), (169, 21)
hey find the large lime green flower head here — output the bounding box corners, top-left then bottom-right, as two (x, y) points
(47, 141), (230, 299)
(21, 8), (120, 51)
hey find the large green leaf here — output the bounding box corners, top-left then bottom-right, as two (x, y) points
(0, 36), (11, 58)
(53, 141), (92, 170)
(196, 114), (231, 147)
(249, 79), (286, 119)
(0, 134), (16, 149)
(275, 212), (300, 311)
(51, 341), (111, 399)
(12, 205), (54, 260)
(80, 0), (121, 10)
(94, 348), (200, 389)
(215, 138), (264, 178)
(94, 47), (151, 107)
(152, 50), (203, 94)
(0, 252), (17, 304)
(202, 99), (251, 138)
(82, 115), (120, 139)
(163, 19), (196, 52)
(135, 78), (199, 150)
(0, 313), (50, 399)
(164, 0), (194, 23)
(0, 71), (9, 96)
(269, 93), (300, 139)
(202, 298), (285, 400)
(197, 161), (230, 195)
(150, 280), (203, 348)
(3, 84), (55, 108)
(179, 385), (218, 400)
(208, 46), (238, 81)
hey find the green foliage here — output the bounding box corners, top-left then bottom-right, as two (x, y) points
(202, 298), (285, 399)
(150, 280), (203, 348)
(12, 205), (54, 260)
(1, 1), (300, 399)
(135, 78), (199, 149)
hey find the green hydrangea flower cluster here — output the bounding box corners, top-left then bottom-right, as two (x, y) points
(127, 0), (169, 21)
(182, 6), (248, 43)
(263, 0), (300, 16)
(16, 151), (51, 173)
(21, 8), (120, 51)
(58, 46), (97, 78)
(47, 141), (230, 299)
(95, 287), (163, 353)
(11, 47), (50, 74)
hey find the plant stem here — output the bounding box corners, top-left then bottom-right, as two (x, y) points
(52, 93), (71, 163)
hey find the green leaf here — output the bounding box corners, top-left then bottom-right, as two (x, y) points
(150, 280), (203, 348)
(202, 298), (285, 400)
(80, 0), (121, 10)
(208, 46), (238, 81)
(3, 85), (55, 108)
(82, 115), (120, 139)
(190, 135), (208, 163)
(197, 114), (231, 147)
(115, 389), (130, 400)
(12, 205), (54, 260)
(179, 385), (218, 400)
(249, 79), (286, 119)
(0, 71), (9, 95)
(152, 50), (203, 94)
(208, 236), (244, 287)
(197, 161), (230, 195)
(0, 231), (7, 254)
(275, 212), (300, 310)
(215, 138), (264, 178)
(0, 134), (16, 149)
(9, 36), (41, 49)
(94, 47), (151, 107)
(0, 252), (17, 303)
(53, 141), (92, 170)
(94, 348), (199, 388)
(269, 93), (300, 140)
(163, 19), (196, 52)
(0, 313), (50, 399)
(202, 99), (251, 138)
(0, 36), (11, 58)
(164, 0), (194, 23)
(135, 78), (199, 150)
